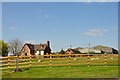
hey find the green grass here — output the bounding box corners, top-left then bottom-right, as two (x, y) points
(1, 54), (119, 78)
(2, 65), (118, 78)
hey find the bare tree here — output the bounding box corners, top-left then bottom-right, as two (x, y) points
(8, 38), (23, 72)
(8, 39), (22, 56)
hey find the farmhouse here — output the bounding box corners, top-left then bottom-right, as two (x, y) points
(66, 48), (81, 54)
(20, 41), (51, 56)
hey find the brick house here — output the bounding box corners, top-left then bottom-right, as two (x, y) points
(20, 41), (51, 56)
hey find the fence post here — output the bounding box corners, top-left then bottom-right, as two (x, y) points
(68, 53), (71, 67)
(50, 54), (52, 68)
(87, 53), (90, 67)
(8, 56), (10, 70)
(29, 55), (32, 68)
(104, 53), (107, 66)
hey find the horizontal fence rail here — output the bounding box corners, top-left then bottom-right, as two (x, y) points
(0, 54), (119, 70)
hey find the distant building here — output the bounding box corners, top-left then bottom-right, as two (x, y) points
(66, 48), (101, 54)
(20, 41), (51, 56)
(66, 48), (81, 54)
(78, 48), (101, 53)
(93, 45), (119, 54)
(65, 45), (118, 54)
(8, 51), (14, 56)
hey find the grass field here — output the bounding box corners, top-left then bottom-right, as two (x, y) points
(1, 54), (119, 78)
(2, 66), (118, 78)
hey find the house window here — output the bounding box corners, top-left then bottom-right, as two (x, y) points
(25, 52), (27, 56)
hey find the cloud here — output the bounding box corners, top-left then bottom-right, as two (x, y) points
(8, 26), (17, 31)
(24, 40), (36, 44)
(83, 29), (108, 37)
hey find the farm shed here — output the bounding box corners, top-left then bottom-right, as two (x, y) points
(93, 45), (118, 54)
(66, 48), (81, 54)
(78, 48), (102, 54)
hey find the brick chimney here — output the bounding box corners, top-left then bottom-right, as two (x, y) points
(47, 41), (50, 47)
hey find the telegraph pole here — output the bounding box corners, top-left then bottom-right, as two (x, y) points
(88, 43), (90, 53)
(70, 44), (72, 48)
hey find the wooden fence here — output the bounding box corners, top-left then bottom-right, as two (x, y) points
(0, 54), (119, 70)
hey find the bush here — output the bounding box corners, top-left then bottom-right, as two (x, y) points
(89, 51), (95, 54)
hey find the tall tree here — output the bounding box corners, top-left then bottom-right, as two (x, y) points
(0, 40), (8, 56)
(59, 48), (65, 54)
(8, 38), (23, 72)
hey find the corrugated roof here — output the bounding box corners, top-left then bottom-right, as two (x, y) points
(92, 45), (112, 53)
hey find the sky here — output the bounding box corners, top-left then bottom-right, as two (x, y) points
(2, 2), (118, 52)
(1, 0), (120, 2)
